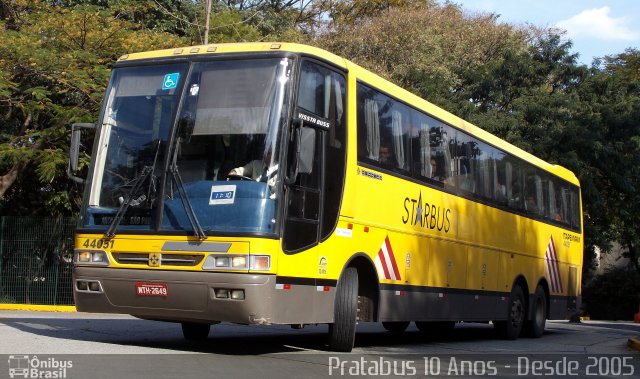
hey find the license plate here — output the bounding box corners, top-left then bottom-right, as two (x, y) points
(135, 282), (168, 297)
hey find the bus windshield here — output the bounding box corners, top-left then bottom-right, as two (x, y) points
(81, 58), (293, 236)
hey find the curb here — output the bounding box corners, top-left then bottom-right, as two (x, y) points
(0, 304), (76, 312)
(628, 337), (640, 352)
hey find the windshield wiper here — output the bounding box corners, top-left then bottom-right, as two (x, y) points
(105, 139), (161, 238)
(166, 136), (206, 239)
(169, 162), (206, 240)
(105, 165), (153, 237)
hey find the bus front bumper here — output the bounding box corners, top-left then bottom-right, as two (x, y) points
(73, 267), (276, 325)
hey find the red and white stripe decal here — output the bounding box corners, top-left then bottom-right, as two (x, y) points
(374, 235), (401, 281)
(545, 236), (563, 293)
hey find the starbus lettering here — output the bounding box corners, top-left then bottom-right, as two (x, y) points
(402, 192), (451, 232)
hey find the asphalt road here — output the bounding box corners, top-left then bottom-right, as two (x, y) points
(0, 311), (638, 378)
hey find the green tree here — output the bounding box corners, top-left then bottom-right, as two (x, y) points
(578, 49), (640, 274)
(312, 2), (527, 107)
(0, 2), (185, 216)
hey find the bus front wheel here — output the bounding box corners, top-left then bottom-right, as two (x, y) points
(181, 322), (211, 341)
(328, 267), (359, 352)
(494, 285), (526, 340)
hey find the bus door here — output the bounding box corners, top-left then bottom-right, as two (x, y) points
(281, 59), (347, 321)
(282, 59), (347, 253)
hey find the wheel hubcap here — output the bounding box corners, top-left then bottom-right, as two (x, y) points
(510, 299), (524, 328)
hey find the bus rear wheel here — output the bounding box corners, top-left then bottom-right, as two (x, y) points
(382, 321), (410, 333)
(495, 285), (526, 340)
(524, 285), (547, 338)
(181, 322), (211, 341)
(328, 267), (358, 352)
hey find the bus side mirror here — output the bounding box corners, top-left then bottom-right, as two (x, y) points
(67, 122), (95, 184)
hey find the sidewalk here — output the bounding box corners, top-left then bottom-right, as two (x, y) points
(0, 304), (76, 312)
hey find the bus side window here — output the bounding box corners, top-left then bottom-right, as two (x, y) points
(547, 177), (564, 222)
(411, 113), (452, 185)
(357, 85), (378, 163)
(474, 142), (496, 200)
(411, 121), (431, 179)
(494, 152), (508, 205)
(569, 189), (581, 229)
(454, 132), (476, 194)
(524, 173), (543, 216)
(509, 161), (524, 210)
(561, 186), (581, 229)
(357, 84), (411, 173)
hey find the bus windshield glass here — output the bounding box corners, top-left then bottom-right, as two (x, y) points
(81, 58), (293, 236)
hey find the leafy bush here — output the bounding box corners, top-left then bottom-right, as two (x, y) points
(0, 294), (16, 304)
(583, 267), (640, 320)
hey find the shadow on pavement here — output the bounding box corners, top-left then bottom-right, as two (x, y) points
(1, 317), (565, 355)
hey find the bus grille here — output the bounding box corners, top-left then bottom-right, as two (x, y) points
(112, 253), (204, 267)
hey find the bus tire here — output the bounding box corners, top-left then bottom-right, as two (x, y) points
(495, 285), (526, 340)
(328, 267), (358, 352)
(181, 322), (210, 341)
(524, 285), (547, 338)
(382, 321), (410, 333)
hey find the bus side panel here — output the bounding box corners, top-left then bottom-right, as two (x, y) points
(377, 287), (505, 322)
(272, 282), (335, 324)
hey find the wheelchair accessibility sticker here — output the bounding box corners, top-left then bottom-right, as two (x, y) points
(162, 73), (180, 90)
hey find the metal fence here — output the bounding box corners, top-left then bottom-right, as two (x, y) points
(0, 217), (76, 305)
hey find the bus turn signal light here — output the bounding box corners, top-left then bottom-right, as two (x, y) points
(250, 256), (270, 270)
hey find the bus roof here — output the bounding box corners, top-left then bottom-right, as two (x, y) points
(118, 42), (349, 69)
(119, 42), (579, 187)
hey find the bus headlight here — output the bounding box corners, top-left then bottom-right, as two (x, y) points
(203, 255), (250, 270)
(231, 256), (247, 269)
(75, 250), (110, 265)
(202, 254), (269, 271)
(215, 256), (230, 268)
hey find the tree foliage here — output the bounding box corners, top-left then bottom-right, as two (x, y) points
(583, 267), (640, 320)
(313, 2), (528, 111)
(0, 1), (185, 215)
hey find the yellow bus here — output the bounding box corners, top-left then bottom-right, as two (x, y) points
(68, 42), (583, 352)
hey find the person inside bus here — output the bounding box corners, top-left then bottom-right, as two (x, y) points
(229, 149), (278, 195)
(495, 176), (507, 202)
(525, 194), (540, 215)
(378, 144), (397, 168)
(430, 158), (445, 182)
(554, 212), (563, 222)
